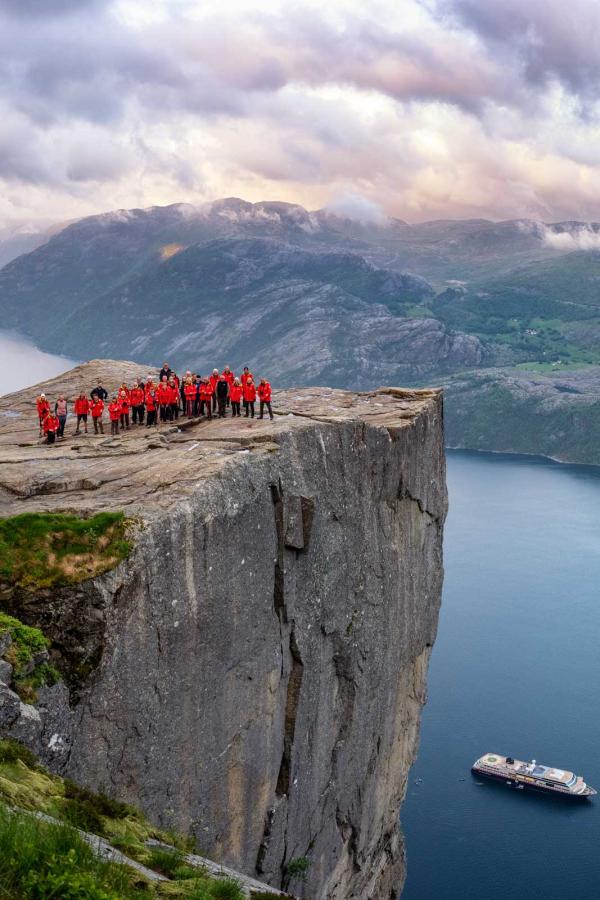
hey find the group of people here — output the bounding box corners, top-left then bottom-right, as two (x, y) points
(36, 363), (274, 444)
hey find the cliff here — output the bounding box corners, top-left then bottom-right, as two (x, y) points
(0, 360), (447, 899)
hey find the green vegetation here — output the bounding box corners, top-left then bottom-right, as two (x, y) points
(0, 739), (269, 899)
(0, 612), (60, 702)
(285, 856), (310, 882)
(0, 512), (132, 591)
(0, 805), (145, 900)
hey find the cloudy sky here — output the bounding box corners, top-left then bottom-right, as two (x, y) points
(1, 0), (600, 231)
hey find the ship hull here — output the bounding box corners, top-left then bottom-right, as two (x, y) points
(472, 767), (593, 799)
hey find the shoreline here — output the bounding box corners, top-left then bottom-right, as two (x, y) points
(445, 444), (600, 471)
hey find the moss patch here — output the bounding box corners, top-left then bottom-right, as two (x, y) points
(0, 612), (60, 701)
(0, 511), (132, 591)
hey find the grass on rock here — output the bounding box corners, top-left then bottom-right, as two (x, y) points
(0, 511), (132, 590)
(0, 740), (268, 898)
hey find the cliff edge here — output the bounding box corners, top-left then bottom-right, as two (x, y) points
(0, 361), (447, 899)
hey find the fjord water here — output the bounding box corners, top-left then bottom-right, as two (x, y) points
(402, 450), (600, 899)
(0, 331), (74, 395)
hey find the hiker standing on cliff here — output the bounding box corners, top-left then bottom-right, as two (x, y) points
(54, 395), (68, 439)
(130, 381), (145, 425)
(199, 377), (213, 418)
(91, 380), (108, 402)
(222, 366), (234, 407)
(145, 387), (158, 427)
(158, 361), (172, 383)
(216, 374), (229, 418)
(230, 378), (242, 417)
(209, 369), (219, 413)
(74, 392), (90, 434)
(118, 389), (130, 430)
(156, 376), (171, 422)
(258, 378), (274, 420)
(43, 409), (60, 445)
(36, 393), (50, 435)
(108, 395), (120, 436)
(243, 377), (256, 418)
(91, 395), (104, 434)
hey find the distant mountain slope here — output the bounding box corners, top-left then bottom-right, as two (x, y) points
(1, 198), (600, 385)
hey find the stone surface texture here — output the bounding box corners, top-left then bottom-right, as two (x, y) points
(0, 360), (447, 899)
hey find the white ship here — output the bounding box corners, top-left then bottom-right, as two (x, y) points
(472, 753), (596, 799)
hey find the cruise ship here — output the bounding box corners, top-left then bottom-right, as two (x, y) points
(472, 753), (597, 799)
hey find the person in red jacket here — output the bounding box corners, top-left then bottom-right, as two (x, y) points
(184, 379), (197, 418)
(130, 382), (145, 425)
(90, 396), (105, 434)
(257, 378), (274, 420)
(229, 378), (242, 417)
(74, 392), (90, 434)
(199, 377), (213, 419)
(156, 377), (171, 422)
(118, 389), (130, 430)
(144, 377), (155, 398)
(145, 388), (158, 428)
(43, 410), (60, 445)
(209, 369), (219, 412)
(222, 366), (235, 407)
(36, 394), (50, 434)
(241, 366), (253, 386)
(108, 395), (121, 436)
(168, 378), (179, 420)
(243, 377), (256, 418)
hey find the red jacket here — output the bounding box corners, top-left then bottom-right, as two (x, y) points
(144, 381), (155, 397)
(43, 413), (59, 434)
(74, 397), (90, 415)
(243, 382), (256, 402)
(241, 371), (253, 385)
(119, 393), (130, 413)
(258, 382), (272, 402)
(108, 402), (121, 421)
(130, 387), (144, 407)
(229, 384), (242, 402)
(209, 374), (219, 391)
(168, 385), (179, 404)
(37, 398), (50, 417)
(156, 383), (171, 405)
(145, 391), (157, 412)
(91, 399), (104, 418)
(200, 382), (213, 401)
(222, 370), (235, 386)
(184, 383), (196, 400)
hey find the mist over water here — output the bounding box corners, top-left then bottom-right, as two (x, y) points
(0, 331), (75, 396)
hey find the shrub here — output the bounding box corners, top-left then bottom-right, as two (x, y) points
(210, 879), (245, 900)
(0, 738), (41, 769)
(63, 779), (138, 821)
(0, 612), (49, 677)
(286, 855), (310, 882)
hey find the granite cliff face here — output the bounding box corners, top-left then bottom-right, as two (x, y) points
(0, 361), (447, 899)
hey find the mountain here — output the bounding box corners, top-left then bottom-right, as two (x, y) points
(2, 198), (600, 460)
(0, 201), (486, 384)
(0, 220), (73, 269)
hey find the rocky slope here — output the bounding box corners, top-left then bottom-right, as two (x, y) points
(442, 366), (600, 464)
(0, 360), (447, 899)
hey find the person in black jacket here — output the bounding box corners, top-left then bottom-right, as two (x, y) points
(216, 375), (229, 418)
(158, 362), (172, 383)
(91, 380), (108, 401)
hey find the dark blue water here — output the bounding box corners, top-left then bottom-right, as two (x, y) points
(402, 450), (600, 899)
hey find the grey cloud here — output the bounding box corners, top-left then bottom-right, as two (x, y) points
(435, 0), (600, 96)
(0, 0), (107, 16)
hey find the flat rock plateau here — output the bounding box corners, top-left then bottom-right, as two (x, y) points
(0, 360), (447, 899)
